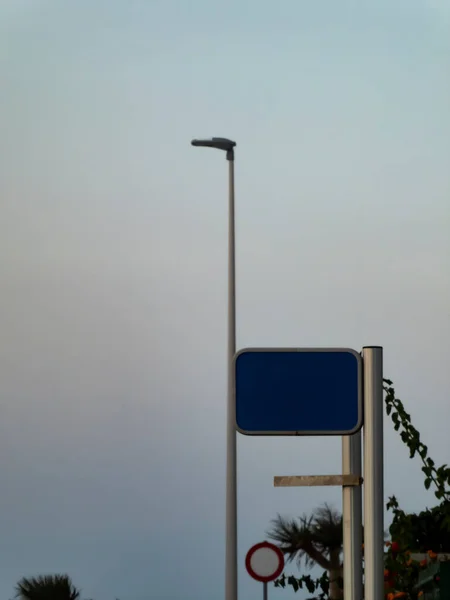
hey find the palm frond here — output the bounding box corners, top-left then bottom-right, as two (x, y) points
(268, 512), (321, 568)
(311, 504), (343, 553)
(15, 575), (80, 600)
(267, 504), (345, 570)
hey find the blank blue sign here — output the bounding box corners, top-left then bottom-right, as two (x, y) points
(235, 348), (362, 435)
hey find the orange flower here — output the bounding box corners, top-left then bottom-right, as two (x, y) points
(428, 550), (438, 560)
(394, 593), (407, 599)
(406, 559), (413, 566)
(420, 559), (427, 567)
(405, 550), (411, 556)
(418, 592), (424, 598)
(387, 593), (395, 600)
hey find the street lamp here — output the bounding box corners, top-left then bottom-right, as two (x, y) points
(191, 137), (237, 600)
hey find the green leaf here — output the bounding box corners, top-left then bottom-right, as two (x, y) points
(422, 466), (432, 477)
(319, 574), (329, 594)
(386, 496), (399, 510)
(424, 478), (432, 490)
(288, 577), (299, 592)
(419, 445), (428, 459)
(396, 399), (405, 411)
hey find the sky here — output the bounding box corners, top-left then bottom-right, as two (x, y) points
(0, 1), (449, 600)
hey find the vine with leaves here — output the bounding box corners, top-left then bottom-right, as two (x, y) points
(275, 572), (329, 598)
(384, 378), (450, 505)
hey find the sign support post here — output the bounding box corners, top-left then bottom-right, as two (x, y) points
(363, 346), (384, 600)
(342, 432), (363, 600)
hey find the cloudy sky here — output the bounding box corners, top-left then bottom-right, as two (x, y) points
(1, 2), (449, 600)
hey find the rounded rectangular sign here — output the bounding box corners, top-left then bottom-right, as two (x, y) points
(234, 348), (362, 435)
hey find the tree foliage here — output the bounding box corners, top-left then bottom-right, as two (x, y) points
(268, 505), (345, 599)
(268, 504), (343, 570)
(15, 575), (80, 600)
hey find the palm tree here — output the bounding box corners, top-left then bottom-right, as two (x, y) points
(15, 575), (80, 600)
(267, 504), (345, 600)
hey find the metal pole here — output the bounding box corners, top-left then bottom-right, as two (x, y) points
(342, 432), (363, 600)
(362, 346), (384, 600)
(263, 582), (268, 600)
(225, 149), (238, 600)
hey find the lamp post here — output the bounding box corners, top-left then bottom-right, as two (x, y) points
(191, 137), (238, 600)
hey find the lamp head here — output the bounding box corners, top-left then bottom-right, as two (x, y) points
(191, 137), (236, 152)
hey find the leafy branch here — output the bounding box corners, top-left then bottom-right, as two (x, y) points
(274, 571), (331, 598)
(383, 378), (450, 502)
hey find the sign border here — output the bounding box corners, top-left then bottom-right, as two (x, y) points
(245, 541), (285, 583)
(234, 347), (363, 436)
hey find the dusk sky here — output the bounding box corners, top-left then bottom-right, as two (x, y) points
(1, 2), (449, 600)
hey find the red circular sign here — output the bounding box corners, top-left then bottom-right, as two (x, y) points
(245, 541), (285, 583)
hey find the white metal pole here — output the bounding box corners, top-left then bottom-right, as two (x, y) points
(225, 150), (238, 600)
(362, 346), (384, 600)
(342, 432), (363, 600)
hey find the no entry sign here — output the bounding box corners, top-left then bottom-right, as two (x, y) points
(245, 541), (284, 583)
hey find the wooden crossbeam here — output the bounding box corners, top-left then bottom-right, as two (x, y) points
(274, 474), (363, 487)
